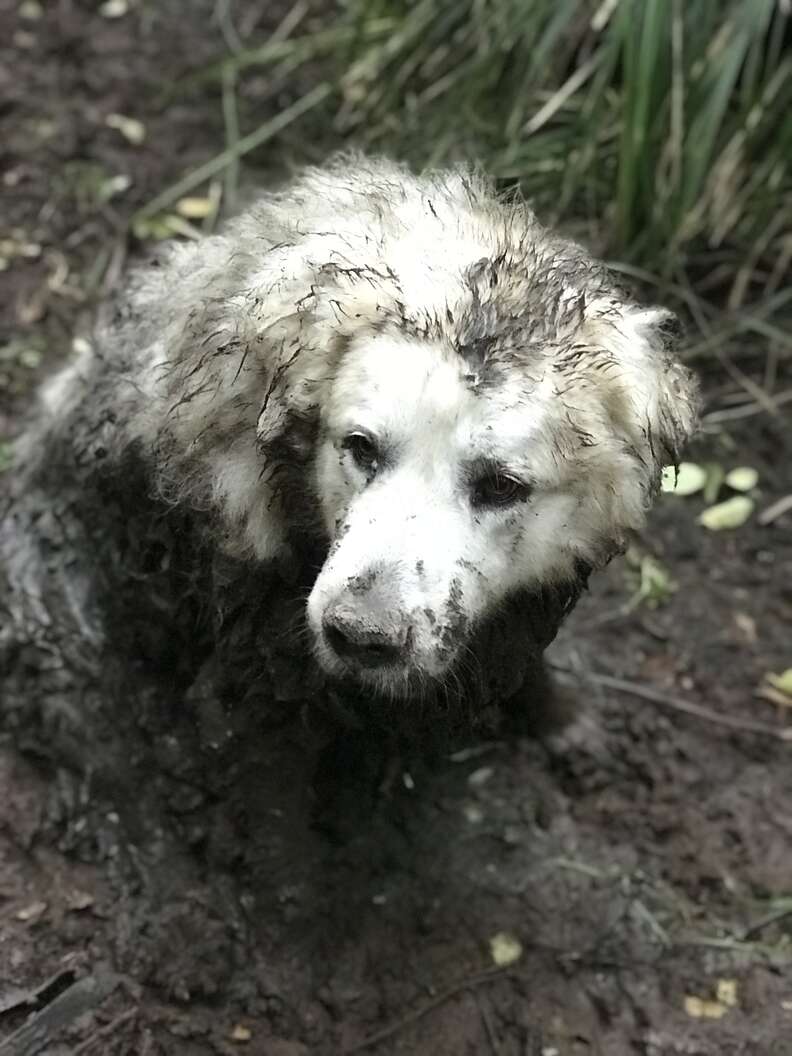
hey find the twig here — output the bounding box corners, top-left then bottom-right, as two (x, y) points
(341, 967), (509, 1054)
(70, 1007), (138, 1055)
(582, 673), (792, 742)
(134, 83), (332, 221)
(758, 493), (792, 526)
(476, 991), (501, 1056)
(702, 387), (792, 425)
(740, 906), (792, 942)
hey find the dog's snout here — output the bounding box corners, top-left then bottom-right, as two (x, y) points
(322, 600), (410, 668)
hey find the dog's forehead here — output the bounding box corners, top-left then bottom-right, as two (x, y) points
(328, 330), (557, 452)
(330, 332), (468, 420)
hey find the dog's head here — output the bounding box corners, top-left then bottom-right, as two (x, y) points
(305, 303), (696, 695)
(136, 157), (698, 696)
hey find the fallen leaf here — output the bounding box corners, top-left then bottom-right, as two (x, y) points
(19, 0), (43, 20)
(463, 803), (484, 824)
(698, 496), (754, 531)
(67, 890), (95, 912)
(716, 979), (738, 1008)
(636, 555), (676, 608)
(100, 174), (133, 201)
(230, 1024), (252, 1042)
(132, 214), (197, 242)
(756, 685), (792, 710)
(72, 336), (93, 357)
(105, 113), (146, 145)
(18, 348), (41, 369)
(684, 995), (728, 1019)
(489, 931), (523, 967)
(767, 669), (792, 698)
(99, 0), (128, 16)
(733, 611), (757, 643)
(16, 901), (47, 923)
(661, 462), (706, 496)
(725, 466), (759, 492)
(468, 766), (494, 788)
(176, 196), (215, 220)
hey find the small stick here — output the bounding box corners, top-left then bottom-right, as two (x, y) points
(70, 1008), (138, 1055)
(702, 387), (792, 425)
(758, 493), (792, 526)
(584, 673), (792, 742)
(740, 906), (792, 942)
(477, 992), (502, 1056)
(341, 968), (510, 1054)
(134, 83), (331, 221)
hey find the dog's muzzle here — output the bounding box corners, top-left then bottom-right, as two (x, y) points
(322, 589), (412, 670)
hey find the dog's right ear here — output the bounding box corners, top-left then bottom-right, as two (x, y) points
(119, 234), (332, 562)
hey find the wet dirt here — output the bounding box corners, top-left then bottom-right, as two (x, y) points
(2, 3), (792, 1055)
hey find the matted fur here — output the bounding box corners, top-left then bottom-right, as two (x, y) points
(30, 153), (698, 701)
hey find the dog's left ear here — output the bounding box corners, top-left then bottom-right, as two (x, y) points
(584, 301), (700, 483)
(624, 305), (699, 466)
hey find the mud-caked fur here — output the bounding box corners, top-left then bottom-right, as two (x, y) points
(20, 154), (698, 712)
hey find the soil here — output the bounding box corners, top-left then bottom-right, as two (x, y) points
(2, 3), (792, 1055)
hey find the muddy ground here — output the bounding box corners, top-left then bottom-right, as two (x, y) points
(2, 3), (792, 1055)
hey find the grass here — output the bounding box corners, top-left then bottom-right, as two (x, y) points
(202, 1), (791, 283)
(142, 0), (792, 391)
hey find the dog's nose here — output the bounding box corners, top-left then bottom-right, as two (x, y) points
(322, 601), (409, 668)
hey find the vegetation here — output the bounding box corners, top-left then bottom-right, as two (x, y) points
(184, 1), (792, 305)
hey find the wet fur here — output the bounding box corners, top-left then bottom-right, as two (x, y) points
(9, 154), (698, 726)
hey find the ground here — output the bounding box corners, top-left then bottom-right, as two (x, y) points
(1, 3), (791, 1055)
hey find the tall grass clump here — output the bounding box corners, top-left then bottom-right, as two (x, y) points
(329, 0), (792, 296)
(183, 0), (791, 322)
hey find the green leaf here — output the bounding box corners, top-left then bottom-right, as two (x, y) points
(662, 462), (706, 496)
(767, 669), (792, 698)
(698, 496), (754, 530)
(725, 466), (759, 492)
(489, 931), (523, 967)
(625, 550), (677, 608)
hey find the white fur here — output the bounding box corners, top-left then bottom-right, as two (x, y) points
(45, 155), (698, 693)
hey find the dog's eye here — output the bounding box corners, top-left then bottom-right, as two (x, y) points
(342, 432), (379, 472)
(471, 470), (531, 509)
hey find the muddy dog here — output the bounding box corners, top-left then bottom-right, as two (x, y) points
(1, 155), (698, 808)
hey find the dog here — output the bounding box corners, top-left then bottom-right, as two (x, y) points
(6, 154), (698, 733)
